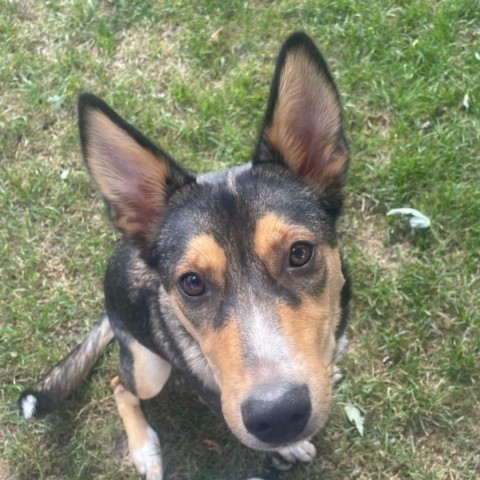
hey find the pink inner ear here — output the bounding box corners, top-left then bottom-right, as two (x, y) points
(289, 117), (329, 178)
(121, 182), (163, 229)
(86, 109), (169, 237)
(110, 148), (167, 229)
(288, 106), (338, 180)
(265, 49), (347, 187)
(289, 115), (317, 177)
(110, 149), (151, 200)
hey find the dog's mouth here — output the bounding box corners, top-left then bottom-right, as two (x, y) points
(232, 412), (321, 452)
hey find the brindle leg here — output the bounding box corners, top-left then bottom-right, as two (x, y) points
(111, 339), (171, 480)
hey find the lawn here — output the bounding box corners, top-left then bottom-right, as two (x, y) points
(1, 1), (479, 479)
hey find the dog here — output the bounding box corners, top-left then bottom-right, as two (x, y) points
(19, 32), (351, 479)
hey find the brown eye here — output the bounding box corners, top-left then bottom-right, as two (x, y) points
(179, 273), (206, 297)
(289, 242), (314, 267)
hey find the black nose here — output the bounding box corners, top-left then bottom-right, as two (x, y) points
(241, 384), (311, 445)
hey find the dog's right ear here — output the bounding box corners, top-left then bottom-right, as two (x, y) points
(78, 93), (195, 250)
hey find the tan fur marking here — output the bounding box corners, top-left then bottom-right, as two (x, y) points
(85, 110), (169, 236)
(167, 300), (246, 435)
(265, 49), (347, 185)
(111, 376), (153, 452)
(278, 297), (334, 376)
(200, 317), (247, 434)
(129, 341), (171, 400)
(277, 247), (344, 370)
(270, 247), (344, 431)
(253, 213), (316, 272)
(177, 234), (227, 287)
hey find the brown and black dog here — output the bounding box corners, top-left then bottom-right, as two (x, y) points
(19, 32), (351, 479)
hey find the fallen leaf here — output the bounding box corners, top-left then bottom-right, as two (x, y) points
(387, 208), (431, 230)
(419, 120), (432, 133)
(48, 94), (64, 111)
(344, 404), (365, 436)
(209, 27), (223, 44)
(203, 439), (222, 454)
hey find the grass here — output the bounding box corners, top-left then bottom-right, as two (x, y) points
(1, 0), (479, 478)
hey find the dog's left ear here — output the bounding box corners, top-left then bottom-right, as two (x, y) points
(255, 32), (349, 214)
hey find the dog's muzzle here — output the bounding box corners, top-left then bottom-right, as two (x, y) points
(240, 383), (311, 445)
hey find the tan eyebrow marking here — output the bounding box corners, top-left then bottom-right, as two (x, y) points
(177, 234), (227, 286)
(253, 213), (316, 266)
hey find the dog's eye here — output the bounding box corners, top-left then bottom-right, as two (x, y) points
(289, 242), (314, 267)
(179, 273), (206, 297)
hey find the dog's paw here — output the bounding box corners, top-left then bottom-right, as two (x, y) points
(272, 439), (317, 471)
(332, 367), (344, 384)
(130, 426), (163, 480)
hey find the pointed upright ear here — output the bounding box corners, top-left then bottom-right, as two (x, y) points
(78, 93), (195, 250)
(254, 32), (349, 212)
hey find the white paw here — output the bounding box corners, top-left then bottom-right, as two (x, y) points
(131, 426), (163, 480)
(332, 368), (344, 384)
(273, 439), (317, 470)
(335, 333), (348, 361)
(20, 394), (37, 419)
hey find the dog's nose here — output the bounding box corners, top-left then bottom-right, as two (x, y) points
(241, 383), (311, 445)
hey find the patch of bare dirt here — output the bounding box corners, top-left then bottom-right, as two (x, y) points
(110, 25), (191, 89)
(0, 460), (12, 480)
(415, 430), (480, 479)
(344, 213), (410, 276)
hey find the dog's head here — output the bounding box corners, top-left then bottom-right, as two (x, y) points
(79, 33), (350, 451)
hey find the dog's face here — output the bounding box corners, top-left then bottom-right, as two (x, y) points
(78, 33), (349, 450)
(154, 165), (346, 449)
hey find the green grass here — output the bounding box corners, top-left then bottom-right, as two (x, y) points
(1, 0), (479, 478)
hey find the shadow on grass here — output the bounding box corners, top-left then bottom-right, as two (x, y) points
(14, 366), (336, 479)
(144, 374), (275, 480)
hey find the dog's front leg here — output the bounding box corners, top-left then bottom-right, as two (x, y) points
(111, 338), (171, 480)
(272, 440), (317, 471)
(111, 377), (163, 479)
